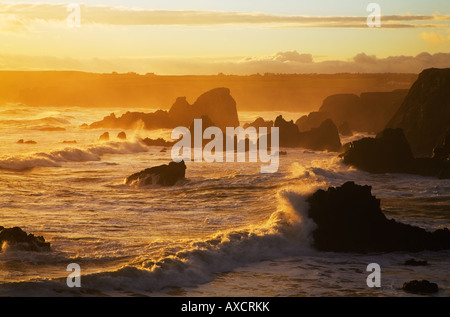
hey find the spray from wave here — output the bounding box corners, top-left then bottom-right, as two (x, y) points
(0, 141), (149, 171)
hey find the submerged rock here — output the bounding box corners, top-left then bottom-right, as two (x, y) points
(17, 139), (37, 144)
(402, 280), (439, 294)
(125, 161), (186, 186)
(306, 182), (450, 253)
(0, 226), (50, 252)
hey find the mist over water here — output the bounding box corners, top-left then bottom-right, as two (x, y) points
(0, 105), (448, 296)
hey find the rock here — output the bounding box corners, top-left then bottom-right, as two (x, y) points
(338, 122), (353, 136)
(0, 226), (50, 252)
(342, 128), (414, 173)
(295, 111), (331, 132)
(168, 88), (240, 130)
(17, 139), (36, 144)
(39, 127), (66, 132)
(319, 90), (407, 134)
(298, 119), (342, 152)
(243, 117), (273, 129)
(98, 132), (110, 141)
(404, 259), (428, 266)
(62, 140), (77, 144)
(89, 111), (173, 130)
(125, 161), (186, 186)
(141, 137), (175, 147)
(275, 116), (342, 152)
(402, 280), (439, 294)
(342, 128), (450, 178)
(432, 129), (450, 160)
(306, 181), (450, 252)
(386, 68), (450, 157)
(274, 115), (301, 147)
(117, 131), (127, 140)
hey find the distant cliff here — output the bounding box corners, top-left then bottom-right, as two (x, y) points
(386, 68), (450, 157)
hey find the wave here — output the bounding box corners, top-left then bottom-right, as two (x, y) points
(0, 184), (319, 296)
(0, 141), (149, 171)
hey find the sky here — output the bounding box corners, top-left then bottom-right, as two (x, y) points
(0, 0), (449, 74)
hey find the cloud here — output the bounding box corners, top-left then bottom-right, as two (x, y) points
(1, 51), (449, 75)
(420, 31), (447, 46)
(0, 2), (449, 31)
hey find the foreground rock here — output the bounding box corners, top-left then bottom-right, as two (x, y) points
(386, 68), (450, 157)
(0, 226), (50, 252)
(306, 182), (450, 253)
(125, 161), (186, 186)
(341, 128), (450, 178)
(402, 280), (439, 294)
(274, 116), (342, 151)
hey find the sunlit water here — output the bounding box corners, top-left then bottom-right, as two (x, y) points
(0, 105), (448, 297)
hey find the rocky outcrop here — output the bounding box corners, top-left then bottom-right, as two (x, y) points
(125, 161), (186, 186)
(274, 115), (342, 151)
(98, 132), (109, 141)
(141, 137), (175, 147)
(168, 88), (240, 130)
(341, 128), (450, 178)
(295, 112), (331, 132)
(316, 90), (408, 134)
(306, 182), (450, 253)
(243, 117), (273, 129)
(89, 111), (173, 130)
(402, 280), (439, 294)
(0, 226), (50, 252)
(386, 68), (450, 157)
(117, 132), (127, 140)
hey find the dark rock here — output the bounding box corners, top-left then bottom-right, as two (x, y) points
(141, 137), (175, 147)
(295, 111), (331, 132)
(275, 115), (342, 152)
(117, 131), (127, 140)
(342, 128), (450, 178)
(338, 122), (353, 136)
(125, 161), (186, 186)
(432, 129), (450, 160)
(62, 140), (77, 144)
(0, 226), (50, 252)
(319, 90), (407, 134)
(168, 88), (240, 130)
(404, 259), (428, 266)
(17, 139), (37, 144)
(342, 128), (414, 173)
(89, 111), (173, 130)
(402, 280), (439, 294)
(386, 68), (450, 157)
(306, 181), (450, 253)
(298, 119), (342, 152)
(243, 117), (273, 129)
(98, 132), (109, 141)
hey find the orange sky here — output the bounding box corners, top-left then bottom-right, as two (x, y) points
(0, 1), (449, 74)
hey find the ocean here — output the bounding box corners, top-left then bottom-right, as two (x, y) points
(0, 104), (448, 297)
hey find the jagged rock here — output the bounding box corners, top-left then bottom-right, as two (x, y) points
(141, 137), (175, 147)
(117, 131), (127, 140)
(341, 128), (450, 178)
(89, 111), (173, 130)
(306, 181), (450, 253)
(98, 132), (109, 141)
(168, 88), (240, 130)
(0, 226), (50, 252)
(295, 111), (331, 132)
(275, 115), (341, 151)
(387, 68), (450, 157)
(243, 117), (273, 129)
(125, 161), (186, 186)
(402, 280), (439, 294)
